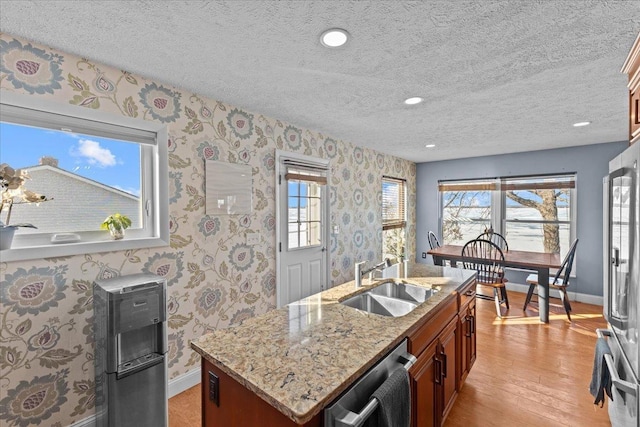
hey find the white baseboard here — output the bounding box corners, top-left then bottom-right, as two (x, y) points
(505, 282), (603, 306)
(168, 366), (201, 397)
(67, 368), (201, 427)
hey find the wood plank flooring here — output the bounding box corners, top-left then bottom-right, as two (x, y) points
(168, 291), (610, 427)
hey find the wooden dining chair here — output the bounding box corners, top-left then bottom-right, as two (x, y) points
(523, 238), (579, 320)
(462, 238), (510, 318)
(428, 231), (440, 250)
(477, 230), (509, 252)
(428, 231), (444, 266)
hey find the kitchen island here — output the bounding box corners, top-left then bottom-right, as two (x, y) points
(191, 263), (477, 426)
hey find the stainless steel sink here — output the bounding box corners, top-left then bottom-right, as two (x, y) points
(367, 281), (436, 304)
(341, 293), (418, 317)
(340, 281), (437, 317)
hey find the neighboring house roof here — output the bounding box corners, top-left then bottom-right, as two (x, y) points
(22, 164), (139, 201)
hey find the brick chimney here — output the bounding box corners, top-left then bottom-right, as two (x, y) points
(39, 156), (58, 167)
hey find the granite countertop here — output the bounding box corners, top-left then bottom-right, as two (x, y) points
(190, 263), (476, 424)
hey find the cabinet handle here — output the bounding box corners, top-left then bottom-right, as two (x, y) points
(465, 316), (472, 337)
(440, 348), (447, 379)
(464, 289), (475, 296)
(434, 358), (442, 384)
(471, 315), (476, 334)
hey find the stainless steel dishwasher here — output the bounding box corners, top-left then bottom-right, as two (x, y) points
(324, 338), (416, 427)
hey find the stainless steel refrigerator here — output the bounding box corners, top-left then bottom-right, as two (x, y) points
(603, 142), (640, 426)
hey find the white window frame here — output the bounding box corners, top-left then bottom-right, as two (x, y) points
(0, 91), (169, 262)
(382, 176), (407, 261)
(439, 173), (577, 258)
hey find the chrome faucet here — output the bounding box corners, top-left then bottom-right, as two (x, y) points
(355, 258), (392, 288)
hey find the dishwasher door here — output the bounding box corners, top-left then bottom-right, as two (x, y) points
(324, 338), (416, 427)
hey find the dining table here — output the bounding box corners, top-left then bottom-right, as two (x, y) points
(427, 244), (562, 323)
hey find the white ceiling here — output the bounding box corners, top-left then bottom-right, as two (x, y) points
(1, 1), (639, 163)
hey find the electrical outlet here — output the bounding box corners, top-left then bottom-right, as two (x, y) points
(209, 371), (219, 406)
(422, 252), (427, 259)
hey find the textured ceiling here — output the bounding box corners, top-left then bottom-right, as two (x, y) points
(1, 1), (639, 162)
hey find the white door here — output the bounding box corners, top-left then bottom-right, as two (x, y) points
(276, 151), (329, 307)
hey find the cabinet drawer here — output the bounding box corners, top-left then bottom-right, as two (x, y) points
(458, 281), (476, 310)
(408, 295), (457, 357)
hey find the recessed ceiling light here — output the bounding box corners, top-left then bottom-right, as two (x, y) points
(425, 144), (436, 148)
(404, 97), (423, 105)
(573, 121), (591, 127)
(320, 29), (349, 47)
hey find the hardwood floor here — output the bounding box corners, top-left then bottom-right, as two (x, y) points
(445, 292), (610, 427)
(169, 291), (610, 427)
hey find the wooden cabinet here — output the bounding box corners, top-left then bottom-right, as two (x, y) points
(201, 358), (321, 427)
(410, 338), (439, 427)
(622, 32), (640, 145)
(409, 316), (458, 427)
(408, 295), (459, 427)
(457, 281), (477, 387)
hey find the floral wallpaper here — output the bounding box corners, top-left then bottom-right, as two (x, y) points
(0, 33), (416, 426)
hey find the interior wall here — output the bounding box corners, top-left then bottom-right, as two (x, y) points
(415, 141), (628, 297)
(0, 34), (416, 426)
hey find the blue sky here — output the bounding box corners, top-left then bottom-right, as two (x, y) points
(0, 122), (141, 196)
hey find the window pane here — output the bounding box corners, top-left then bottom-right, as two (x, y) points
(288, 181), (299, 197)
(383, 227), (405, 261)
(288, 225), (299, 249)
(1, 122), (141, 234)
(441, 190), (491, 245)
(286, 178), (323, 249)
(505, 178), (572, 254)
(307, 221), (321, 246)
(505, 222), (571, 258)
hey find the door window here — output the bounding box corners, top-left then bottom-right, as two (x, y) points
(286, 167), (325, 249)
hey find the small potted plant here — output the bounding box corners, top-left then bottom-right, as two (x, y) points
(101, 213), (132, 240)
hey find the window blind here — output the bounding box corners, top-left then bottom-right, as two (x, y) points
(438, 180), (498, 192)
(382, 176), (406, 230)
(502, 175), (575, 191)
(284, 165), (327, 185)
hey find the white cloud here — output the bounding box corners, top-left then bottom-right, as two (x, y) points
(75, 139), (116, 167)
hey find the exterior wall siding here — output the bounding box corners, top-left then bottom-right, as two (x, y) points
(9, 167), (139, 233)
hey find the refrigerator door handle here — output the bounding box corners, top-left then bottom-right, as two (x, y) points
(611, 247), (620, 267)
(596, 329), (639, 396)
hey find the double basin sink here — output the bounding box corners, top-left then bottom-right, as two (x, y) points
(340, 281), (437, 317)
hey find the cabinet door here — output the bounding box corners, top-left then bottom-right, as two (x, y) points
(439, 318), (458, 422)
(458, 299), (477, 388)
(467, 299), (477, 371)
(410, 339), (439, 427)
(457, 311), (468, 388)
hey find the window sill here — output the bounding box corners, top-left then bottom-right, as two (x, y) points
(0, 236), (169, 263)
